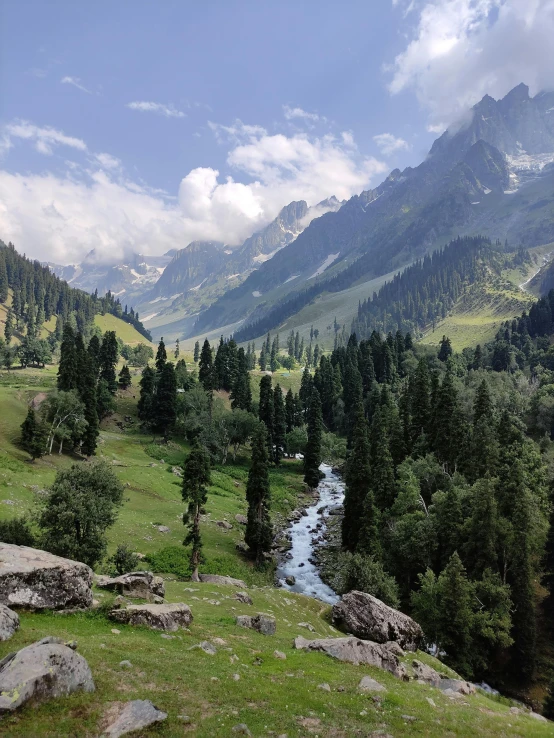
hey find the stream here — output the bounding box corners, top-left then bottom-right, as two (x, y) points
(276, 463), (345, 604)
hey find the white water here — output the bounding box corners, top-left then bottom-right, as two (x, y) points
(276, 463), (345, 604)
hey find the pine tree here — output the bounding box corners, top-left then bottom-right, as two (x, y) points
(153, 362), (177, 440)
(137, 365), (156, 424)
(369, 407), (396, 511)
(304, 387), (323, 488)
(99, 331), (119, 394)
(245, 424), (272, 567)
(259, 343), (267, 371)
(4, 307), (14, 343)
(57, 324), (77, 391)
(438, 335), (453, 362)
(258, 375), (274, 457)
(299, 365), (313, 416)
(342, 402), (371, 551)
(273, 385), (286, 465)
(198, 339), (214, 390)
(410, 358), (430, 446)
(230, 347), (252, 411)
(285, 388), (295, 433)
(432, 368), (460, 471)
(174, 338), (180, 359)
(465, 476), (497, 578)
(155, 337), (167, 374)
(473, 379), (493, 423)
(193, 340), (200, 363)
(0, 257), (8, 303)
(543, 674), (554, 721)
(437, 552), (474, 676)
(80, 354), (99, 456)
(118, 365), (132, 390)
(20, 406), (48, 460)
(182, 442), (211, 581)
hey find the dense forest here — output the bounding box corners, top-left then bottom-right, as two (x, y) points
(0, 240), (151, 342)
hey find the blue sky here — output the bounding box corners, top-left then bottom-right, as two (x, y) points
(1, 0), (553, 264)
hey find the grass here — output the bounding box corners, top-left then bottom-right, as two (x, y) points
(95, 313), (154, 346)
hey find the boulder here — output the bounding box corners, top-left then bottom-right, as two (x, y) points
(0, 543), (93, 610)
(95, 571), (165, 602)
(294, 636), (407, 679)
(332, 591), (423, 651)
(412, 660), (475, 694)
(110, 603), (193, 631)
(217, 521), (233, 530)
(358, 676), (387, 693)
(102, 700), (167, 737)
(199, 573), (247, 588)
(236, 614), (276, 635)
(0, 639), (94, 713)
(235, 514), (247, 525)
(234, 591), (253, 605)
(285, 575), (296, 586)
(0, 604), (19, 641)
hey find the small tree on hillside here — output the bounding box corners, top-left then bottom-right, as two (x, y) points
(38, 461), (123, 568)
(182, 442), (211, 581)
(20, 406), (48, 461)
(194, 340), (200, 363)
(245, 424), (273, 566)
(118, 364), (132, 390)
(304, 387), (323, 488)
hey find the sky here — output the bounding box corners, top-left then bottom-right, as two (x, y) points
(1, 0), (553, 265)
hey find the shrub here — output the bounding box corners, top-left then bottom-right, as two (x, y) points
(107, 544), (141, 575)
(331, 552), (400, 608)
(0, 515), (36, 546)
(146, 546), (191, 578)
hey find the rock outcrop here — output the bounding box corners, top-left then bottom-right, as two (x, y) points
(199, 573), (247, 587)
(110, 603), (192, 631)
(0, 544), (93, 610)
(236, 614), (276, 635)
(412, 659), (475, 694)
(102, 700), (167, 737)
(0, 638), (94, 712)
(294, 636), (408, 679)
(0, 604), (19, 641)
(332, 591), (423, 651)
(95, 571), (165, 601)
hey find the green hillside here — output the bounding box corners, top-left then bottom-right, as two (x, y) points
(95, 313), (154, 346)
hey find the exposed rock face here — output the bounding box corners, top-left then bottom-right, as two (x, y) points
(0, 639), (94, 712)
(0, 544), (93, 610)
(199, 574), (247, 587)
(102, 700), (167, 737)
(0, 604), (19, 641)
(332, 591), (423, 652)
(110, 603), (193, 631)
(236, 614), (276, 635)
(95, 571), (165, 601)
(294, 636), (408, 679)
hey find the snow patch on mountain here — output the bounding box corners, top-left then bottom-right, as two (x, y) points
(308, 253), (340, 280)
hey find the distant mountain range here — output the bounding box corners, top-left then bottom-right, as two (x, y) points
(47, 83), (554, 343)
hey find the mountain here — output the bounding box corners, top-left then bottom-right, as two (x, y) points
(192, 83), (554, 340)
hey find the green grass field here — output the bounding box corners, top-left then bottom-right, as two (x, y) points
(95, 313), (154, 346)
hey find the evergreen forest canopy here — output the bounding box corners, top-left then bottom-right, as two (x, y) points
(232, 236), (527, 344)
(0, 240), (151, 341)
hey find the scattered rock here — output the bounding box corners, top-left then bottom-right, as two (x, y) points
(427, 697), (436, 708)
(234, 591), (253, 605)
(119, 660), (132, 669)
(530, 712), (548, 722)
(217, 521), (233, 530)
(274, 650), (287, 660)
(154, 525), (170, 533)
(199, 574), (247, 588)
(102, 700), (167, 737)
(111, 629), (121, 634)
(0, 639), (94, 713)
(96, 571), (165, 602)
(193, 641), (217, 656)
(235, 514), (247, 524)
(236, 613), (276, 635)
(236, 542), (249, 553)
(358, 676), (387, 693)
(0, 604), (19, 641)
(213, 637), (227, 645)
(412, 659), (441, 687)
(0, 543), (93, 611)
(401, 715), (416, 722)
(232, 724), (252, 736)
(177, 714), (192, 723)
(332, 591), (423, 651)
(328, 506), (342, 515)
(171, 466), (183, 477)
(298, 622), (315, 632)
(232, 673), (240, 681)
(294, 636), (406, 679)
(110, 603), (193, 631)
(318, 682), (331, 691)
(285, 575), (296, 586)
(439, 678), (475, 695)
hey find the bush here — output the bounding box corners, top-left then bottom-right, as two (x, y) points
(146, 546), (191, 578)
(331, 552), (400, 608)
(107, 544), (141, 575)
(0, 515), (36, 546)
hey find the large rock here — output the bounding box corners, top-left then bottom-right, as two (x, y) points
(412, 659), (475, 694)
(236, 614), (276, 635)
(294, 636), (407, 679)
(0, 639), (94, 712)
(332, 591), (423, 651)
(0, 604), (19, 641)
(110, 603), (193, 631)
(102, 700), (167, 737)
(95, 571), (165, 601)
(0, 544), (93, 610)
(199, 573), (247, 587)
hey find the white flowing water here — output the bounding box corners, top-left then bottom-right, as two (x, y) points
(276, 463), (345, 604)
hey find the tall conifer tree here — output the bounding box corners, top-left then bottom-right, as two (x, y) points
(245, 424), (272, 566)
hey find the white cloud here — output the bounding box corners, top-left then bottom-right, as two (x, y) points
(388, 0), (554, 129)
(0, 118), (387, 265)
(373, 132), (410, 155)
(61, 76), (92, 94)
(126, 101), (186, 118)
(1, 120), (87, 156)
(283, 105), (320, 122)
